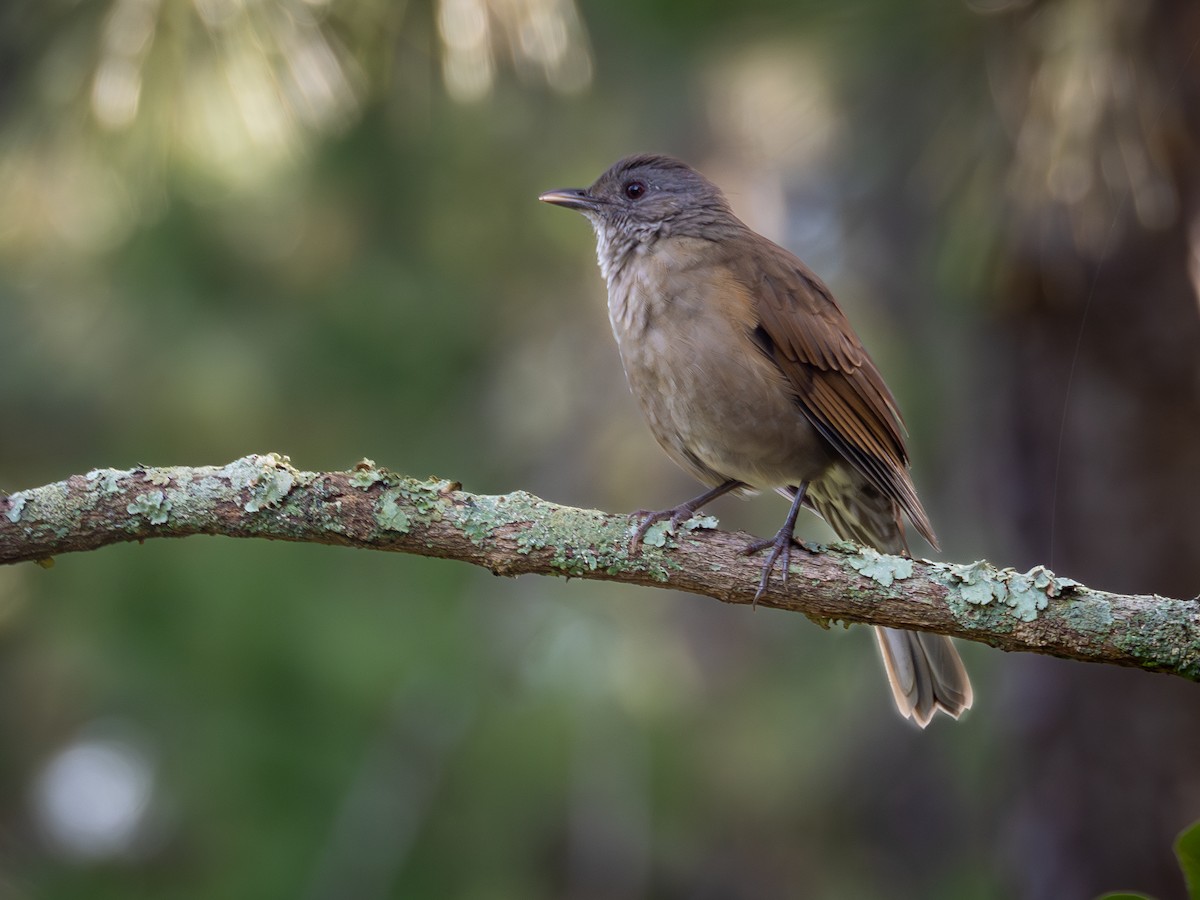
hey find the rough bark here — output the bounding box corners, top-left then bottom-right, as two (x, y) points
(2, 454), (1197, 681)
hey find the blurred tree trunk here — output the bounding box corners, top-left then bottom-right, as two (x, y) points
(983, 2), (1200, 897)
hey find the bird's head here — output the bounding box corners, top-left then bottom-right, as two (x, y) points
(539, 154), (736, 267)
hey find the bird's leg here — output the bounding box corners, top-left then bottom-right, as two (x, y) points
(742, 483), (809, 604)
(631, 480), (743, 547)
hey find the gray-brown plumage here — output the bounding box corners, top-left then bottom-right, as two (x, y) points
(540, 154), (971, 727)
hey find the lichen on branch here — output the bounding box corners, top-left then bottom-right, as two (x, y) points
(2, 454), (1198, 681)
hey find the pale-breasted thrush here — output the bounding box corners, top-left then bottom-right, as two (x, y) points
(540, 154), (972, 727)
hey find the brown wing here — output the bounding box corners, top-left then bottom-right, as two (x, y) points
(727, 237), (938, 550)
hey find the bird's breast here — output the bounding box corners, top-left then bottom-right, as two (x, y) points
(603, 237), (835, 489)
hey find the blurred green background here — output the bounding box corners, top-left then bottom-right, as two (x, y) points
(3, 0), (1200, 897)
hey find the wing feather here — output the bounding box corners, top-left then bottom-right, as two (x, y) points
(727, 237), (937, 549)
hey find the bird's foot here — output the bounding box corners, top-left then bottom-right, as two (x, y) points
(742, 527), (807, 606)
(629, 481), (742, 550)
(630, 503), (706, 548)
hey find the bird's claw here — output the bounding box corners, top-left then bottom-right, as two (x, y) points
(742, 529), (806, 606)
(630, 504), (702, 548)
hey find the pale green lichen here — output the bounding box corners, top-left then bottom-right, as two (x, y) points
(145, 471), (172, 487)
(244, 468), (295, 513)
(454, 491), (675, 581)
(639, 514), (718, 549)
(1028, 565), (1081, 597)
(225, 453), (292, 489)
(127, 490), (171, 525)
(238, 455), (298, 513)
(941, 560), (1082, 624)
(399, 479), (454, 518)
(945, 560), (1007, 605)
(527, 504), (659, 579)
(375, 488), (411, 532)
(1111, 600), (1200, 679)
(847, 547), (913, 587)
(5, 493), (26, 524)
(459, 493), (508, 546)
(1003, 570), (1049, 621)
(349, 459), (387, 490)
(179, 471), (239, 523)
(640, 521), (674, 548)
(1063, 595), (1114, 633)
(85, 469), (123, 495)
(11, 482), (77, 538)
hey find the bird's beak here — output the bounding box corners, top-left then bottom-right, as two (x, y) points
(538, 188), (600, 212)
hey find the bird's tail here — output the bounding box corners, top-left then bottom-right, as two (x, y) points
(801, 470), (973, 727)
(872, 628), (972, 728)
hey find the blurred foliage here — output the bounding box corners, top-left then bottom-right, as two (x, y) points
(1098, 818), (1200, 900)
(1, 0), (1199, 898)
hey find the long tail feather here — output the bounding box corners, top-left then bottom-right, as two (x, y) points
(805, 466), (973, 727)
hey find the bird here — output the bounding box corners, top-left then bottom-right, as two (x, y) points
(538, 153), (972, 727)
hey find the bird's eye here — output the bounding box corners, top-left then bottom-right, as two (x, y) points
(624, 180), (646, 200)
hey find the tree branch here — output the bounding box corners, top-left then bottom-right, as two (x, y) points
(2, 454), (1197, 680)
